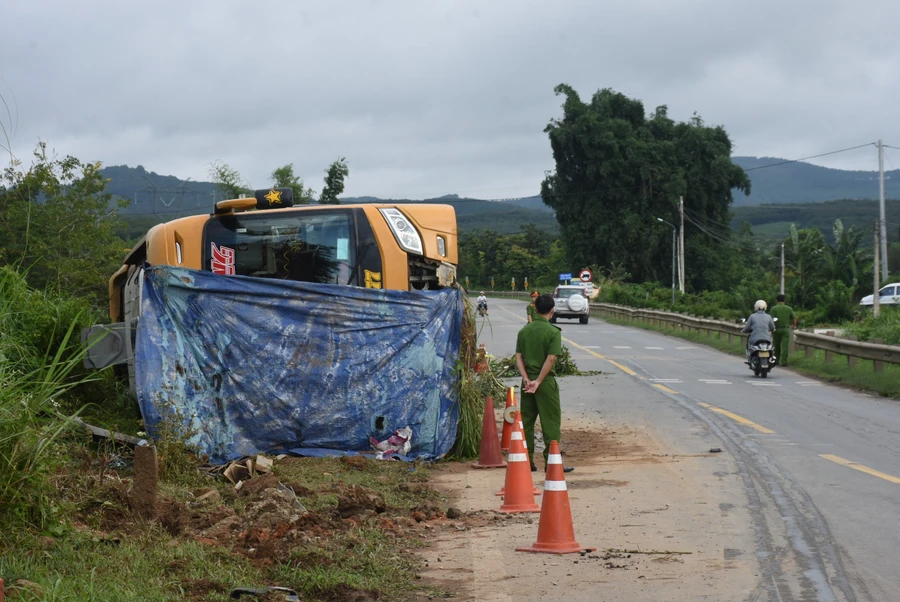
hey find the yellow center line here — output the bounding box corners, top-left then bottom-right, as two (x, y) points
(497, 305), (652, 378)
(653, 383), (679, 395)
(696, 402), (775, 434)
(819, 454), (900, 484)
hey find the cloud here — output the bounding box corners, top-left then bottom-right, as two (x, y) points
(3, 0), (899, 198)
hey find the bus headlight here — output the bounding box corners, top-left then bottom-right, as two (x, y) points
(379, 208), (424, 255)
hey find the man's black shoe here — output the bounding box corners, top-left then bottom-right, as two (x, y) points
(530, 463), (537, 472)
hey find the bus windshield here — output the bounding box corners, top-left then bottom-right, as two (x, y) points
(204, 209), (358, 285)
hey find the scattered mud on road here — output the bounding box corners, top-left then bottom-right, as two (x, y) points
(417, 412), (760, 601)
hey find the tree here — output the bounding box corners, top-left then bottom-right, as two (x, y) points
(785, 224), (827, 308)
(0, 142), (128, 306)
(540, 85), (750, 290)
(319, 157), (349, 205)
(825, 219), (864, 288)
(271, 163), (315, 204)
(208, 160), (249, 200)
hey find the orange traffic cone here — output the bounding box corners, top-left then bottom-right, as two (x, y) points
(497, 410), (540, 513)
(496, 412), (539, 496)
(517, 441), (595, 554)
(472, 396), (507, 469)
(499, 387), (516, 451)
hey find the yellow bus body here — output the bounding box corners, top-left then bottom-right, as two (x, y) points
(109, 202), (458, 322)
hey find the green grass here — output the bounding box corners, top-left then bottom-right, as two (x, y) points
(0, 530), (263, 601)
(601, 314), (900, 399)
(0, 451), (446, 602)
(788, 350), (900, 398)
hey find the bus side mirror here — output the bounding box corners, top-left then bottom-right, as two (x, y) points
(255, 188), (294, 209)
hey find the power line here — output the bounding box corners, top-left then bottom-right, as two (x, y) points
(742, 143), (876, 172)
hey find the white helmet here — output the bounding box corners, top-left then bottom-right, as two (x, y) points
(754, 299), (767, 311)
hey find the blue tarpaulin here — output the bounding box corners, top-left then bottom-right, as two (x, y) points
(135, 266), (462, 464)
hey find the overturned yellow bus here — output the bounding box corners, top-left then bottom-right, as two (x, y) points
(85, 188), (458, 387)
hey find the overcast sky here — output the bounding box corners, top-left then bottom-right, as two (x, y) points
(2, 0), (899, 200)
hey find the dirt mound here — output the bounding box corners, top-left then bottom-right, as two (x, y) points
(339, 455), (370, 470)
(336, 484), (386, 518)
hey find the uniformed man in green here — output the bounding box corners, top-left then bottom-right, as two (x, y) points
(526, 290), (540, 322)
(515, 294), (574, 473)
(770, 293), (797, 366)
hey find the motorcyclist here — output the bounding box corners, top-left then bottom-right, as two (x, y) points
(476, 291), (488, 315)
(742, 299), (775, 360)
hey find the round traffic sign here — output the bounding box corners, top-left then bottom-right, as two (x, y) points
(579, 269), (593, 282)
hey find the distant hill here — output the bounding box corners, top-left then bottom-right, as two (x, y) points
(732, 199), (900, 243)
(102, 165), (557, 235)
(103, 156), (900, 240)
(732, 156), (900, 205)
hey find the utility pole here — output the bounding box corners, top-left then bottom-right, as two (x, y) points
(678, 196), (685, 293)
(874, 219), (881, 318)
(878, 140), (888, 279)
(671, 227), (676, 304)
(780, 243), (785, 295)
(656, 217), (677, 305)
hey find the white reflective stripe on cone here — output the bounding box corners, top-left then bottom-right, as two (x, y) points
(508, 453), (529, 462)
(511, 432), (523, 440)
(547, 454), (563, 464)
(544, 481), (567, 491)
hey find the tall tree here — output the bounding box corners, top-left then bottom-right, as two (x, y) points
(271, 163), (316, 204)
(319, 157), (349, 205)
(0, 143), (127, 305)
(208, 160), (249, 200)
(540, 85), (750, 290)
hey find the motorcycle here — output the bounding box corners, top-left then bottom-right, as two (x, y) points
(747, 340), (776, 378)
(476, 301), (488, 317)
(742, 316), (777, 378)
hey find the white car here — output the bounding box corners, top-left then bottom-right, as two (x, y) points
(551, 285), (590, 324)
(859, 283), (900, 306)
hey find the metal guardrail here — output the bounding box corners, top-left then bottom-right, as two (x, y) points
(487, 292), (898, 373)
(793, 331), (897, 371)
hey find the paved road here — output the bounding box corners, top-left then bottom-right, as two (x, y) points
(478, 298), (900, 602)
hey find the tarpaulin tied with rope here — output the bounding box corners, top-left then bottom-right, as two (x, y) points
(135, 266), (462, 464)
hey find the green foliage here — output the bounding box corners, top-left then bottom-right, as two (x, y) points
(459, 225), (567, 290)
(0, 269), (95, 531)
(0, 143), (129, 306)
(451, 297), (491, 459)
(320, 157), (349, 205)
(803, 280), (857, 324)
(540, 85), (750, 291)
(490, 346), (594, 377)
(271, 163), (316, 204)
(844, 309), (900, 345)
(208, 160), (249, 199)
